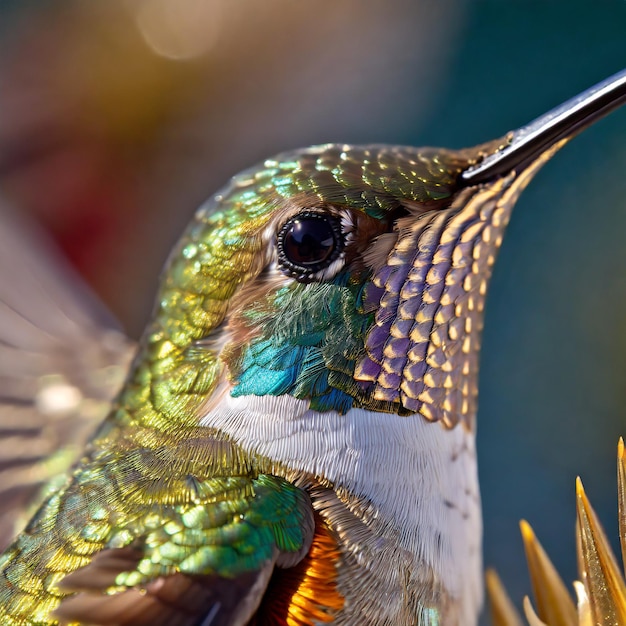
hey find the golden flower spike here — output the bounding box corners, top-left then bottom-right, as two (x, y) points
(617, 438), (626, 575)
(576, 474), (626, 623)
(488, 439), (626, 626)
(486, 568), (524, 626)
(520, 519), (577, 626)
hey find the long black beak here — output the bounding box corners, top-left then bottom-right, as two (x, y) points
(461, 68), (626, 186)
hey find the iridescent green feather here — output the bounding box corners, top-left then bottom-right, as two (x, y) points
(0, 435), (311, 624)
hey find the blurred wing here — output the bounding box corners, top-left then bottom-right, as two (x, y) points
(0, 203), (135, 548)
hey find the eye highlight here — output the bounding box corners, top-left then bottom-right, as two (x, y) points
(277, 211), (345, 280)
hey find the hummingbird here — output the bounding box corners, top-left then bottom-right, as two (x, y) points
(0, 70), (625, 626)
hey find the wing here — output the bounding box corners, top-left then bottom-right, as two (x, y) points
(0, 203), (135, 549)
(54, 512), (341, 626)
(0, 429), (316, 625)
(44, 443), (316, 626)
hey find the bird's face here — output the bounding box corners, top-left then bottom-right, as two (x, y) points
(152, 140), (526, 433)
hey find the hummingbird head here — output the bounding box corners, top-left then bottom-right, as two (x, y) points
(146, 139), (534, 432)
(201, 141), (510, 429)
(140, 70), (626, 434)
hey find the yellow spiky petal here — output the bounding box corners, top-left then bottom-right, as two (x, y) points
(486, 568), (524, 626)
(489, 439), (626, 626)
(616, 437), (626, 576)
(519, 519), (577, 626)
(523, 596), (549, 626)
(575, 476), (626, 624)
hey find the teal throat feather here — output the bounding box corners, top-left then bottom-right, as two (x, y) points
(231, 281), (375, 415)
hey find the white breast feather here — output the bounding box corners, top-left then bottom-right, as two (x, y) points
(201, 394), (482, 624)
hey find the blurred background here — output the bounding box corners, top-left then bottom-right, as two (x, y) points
(0, 0), (625, 620)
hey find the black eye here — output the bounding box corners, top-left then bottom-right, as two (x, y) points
(277, 211), (344, 279)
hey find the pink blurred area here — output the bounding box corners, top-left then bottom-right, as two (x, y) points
(0, 0), (463, 336)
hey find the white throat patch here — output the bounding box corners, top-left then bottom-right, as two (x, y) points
(200, 393), (482, 621)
